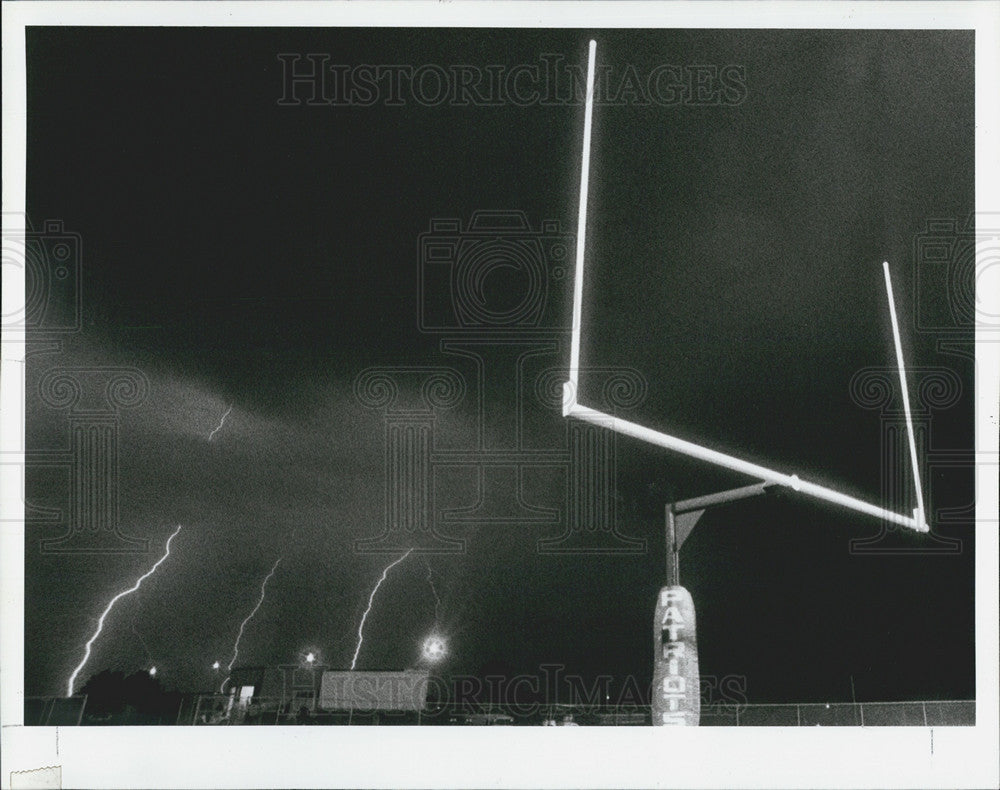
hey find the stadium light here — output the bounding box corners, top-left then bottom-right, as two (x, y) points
(421, 635), (447, 663)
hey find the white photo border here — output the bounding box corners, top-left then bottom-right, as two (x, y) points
(2, 2), (998, 788)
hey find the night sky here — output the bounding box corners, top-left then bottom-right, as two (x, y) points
(24, 27), (974, 706)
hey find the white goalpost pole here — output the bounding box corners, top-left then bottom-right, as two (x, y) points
(562, 40), (928, 535)
(567, 39), (596, 398)
(567, 402), (927, 532)
(883, 261), (929, 531)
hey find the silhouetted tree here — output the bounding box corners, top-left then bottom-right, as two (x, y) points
(80, 669), (181, 724)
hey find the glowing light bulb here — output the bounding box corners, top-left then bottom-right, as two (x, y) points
(422, 635), (447, 663)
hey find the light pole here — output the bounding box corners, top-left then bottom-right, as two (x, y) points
(304, 652), (317, 712)
(417, 635), (448, 725)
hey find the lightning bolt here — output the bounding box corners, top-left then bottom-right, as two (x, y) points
(220, 557), (281, 693)
(424, 557), (442, 624)
(350, 549), (413, 671)
(67, 525), (182, 697)
(207, 403), (233, 442)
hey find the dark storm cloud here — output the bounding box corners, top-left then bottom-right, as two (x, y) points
(24, 339), (482, 693)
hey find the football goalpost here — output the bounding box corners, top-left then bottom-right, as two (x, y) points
(563, 40), (929, 535)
